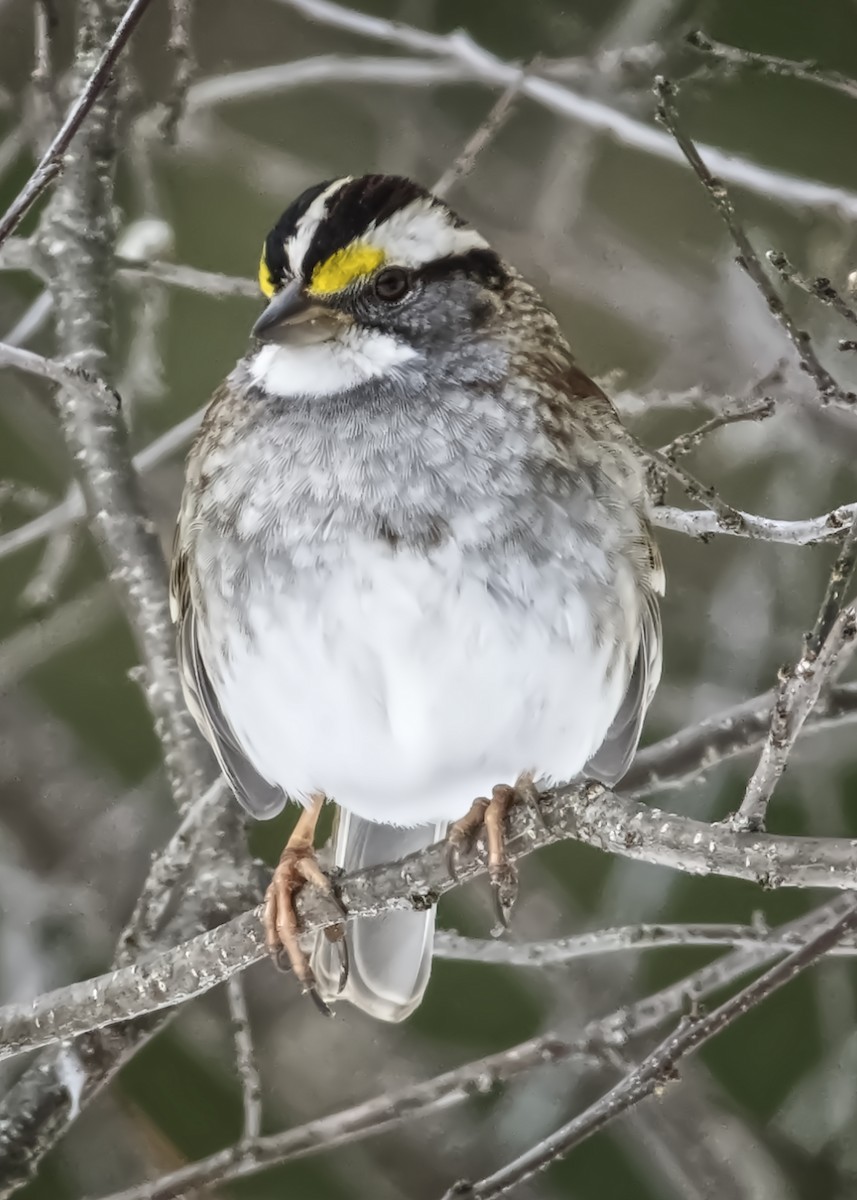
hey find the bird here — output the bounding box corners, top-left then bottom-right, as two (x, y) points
(170, 173), (663, 1022)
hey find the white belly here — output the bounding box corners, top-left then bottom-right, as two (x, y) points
(207, 541), (628, 825)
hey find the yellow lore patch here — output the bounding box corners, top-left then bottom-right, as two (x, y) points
(258, 245), (276, 298)
(308, 242), (385, 295)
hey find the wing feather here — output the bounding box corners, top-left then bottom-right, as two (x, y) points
(585, 580), (662, 786)
(171, 536), (286, 819)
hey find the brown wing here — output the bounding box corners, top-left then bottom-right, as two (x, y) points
(170, 530), (286, 819)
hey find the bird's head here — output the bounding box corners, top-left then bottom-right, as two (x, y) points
(252, 175), (509, 358)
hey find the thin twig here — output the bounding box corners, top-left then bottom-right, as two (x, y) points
(686, 30), (857, 104)
(116, 258), (257, 298)
(19, 525), (78, 610)
(732, 515), (857, 831)
(161, 0), (196, 139)
(0, 340), (120, 393)
(661, 398), (775, 461)
(433, 70), (527, 198)
(88, 1035), (586, 1200)
(262, 0), (857, 217)
(31, 0), (61, 149)
(641, 441), (746, 532)
(625, 681), (857, 797)
(446, 899), (857, 1197)
(226, 976), (262, 1145)
(0, 0), (157, 247)
(0, 398), (203, 566)
(434, 921), (857, 967)
(808, 516), (857, 655)
(79, 895), (857, 1200)
(733, 609), (855, 834)
(767, 250), (857, 331)
(653, 76), (855, 409)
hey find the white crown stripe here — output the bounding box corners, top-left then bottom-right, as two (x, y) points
(286, 189), (488, 282)
(289, 177), (353, 279)
(366, 197), (488, 268)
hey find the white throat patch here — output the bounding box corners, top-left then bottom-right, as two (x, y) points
(248, 328), (418, 398)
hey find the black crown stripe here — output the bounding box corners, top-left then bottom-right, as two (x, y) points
(263, 178), (338, 290)
(261, 175), (478, 291)
(301, 175), (465, 280)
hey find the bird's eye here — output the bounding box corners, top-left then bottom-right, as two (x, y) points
(374, 267), (410, 301)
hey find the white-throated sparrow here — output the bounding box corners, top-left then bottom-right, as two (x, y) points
(170, 174), (663, 1022)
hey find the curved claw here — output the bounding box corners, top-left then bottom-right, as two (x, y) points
(263, 811), (346, 1015)
(307, 984), (334, 1018)
(446, 783), (527, 933)
(323, 919), (350, 995)
(489, 860), (519, 934)
(445, 798), (489, 879)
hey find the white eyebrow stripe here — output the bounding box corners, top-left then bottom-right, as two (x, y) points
(367, 196), (488, 267)
(288, 177), (352, 277)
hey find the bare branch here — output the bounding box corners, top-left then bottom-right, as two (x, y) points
(434, 921), (857, 967)
(89, 1033), (586, 1200)
(641, 441), (747, 533)
(625, 682), (857, 797)
(0, 343), (211, 811)
(768, 250), (857, 331)
(447, 899), (857, 1197)
(116, 258), (257, 298)
(226, 976), (263, 1145)
(0, 382), (852, 568)
(0, 0), (157, 247)
(161, 0), (196, 139)
(0, 400), (203, 565)
(31, 0), (61, 148)
(732, 514), (857, 830)
(809, 517), (857, 655)
(80, 895), (857, 1200)
(433, 71), (526, 198)
(660, 398), (775, 461)
(9, 760), (857, 1061)
(265, 0), (857, 218)
(653, 500), (857, 545)
(686, 29), (857, 103)
(654, 76), (855, 409)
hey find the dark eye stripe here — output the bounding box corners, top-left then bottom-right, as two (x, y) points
(416, 248), (508, 290)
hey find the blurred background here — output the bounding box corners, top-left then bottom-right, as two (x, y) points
(2, 0), (857, 1196)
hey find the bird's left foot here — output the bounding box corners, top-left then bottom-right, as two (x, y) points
(263, 797), (348, 1015)
(446, 777), (541, 931)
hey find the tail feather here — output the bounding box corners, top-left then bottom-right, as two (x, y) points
(311, 811), (446, 1022)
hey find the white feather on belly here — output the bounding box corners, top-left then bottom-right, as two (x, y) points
(205, 539), (628, 825)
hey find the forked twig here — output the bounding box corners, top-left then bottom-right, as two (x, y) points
(654, 76), (855, 409)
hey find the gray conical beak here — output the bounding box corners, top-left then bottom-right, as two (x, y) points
(252, 279), (341, 345)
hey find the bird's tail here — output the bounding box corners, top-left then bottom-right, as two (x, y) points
(311, 811), (446, 1022)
